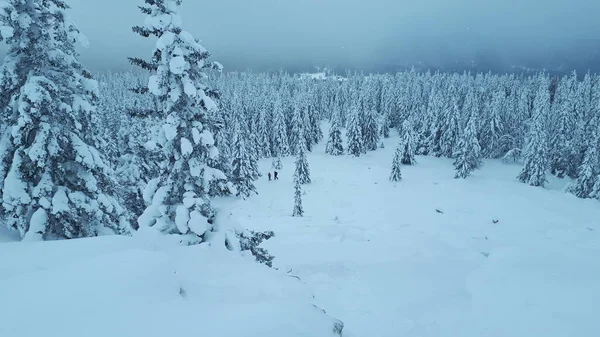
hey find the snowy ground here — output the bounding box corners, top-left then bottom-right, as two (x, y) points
(0, 232), (344, 337)
(218, 132), (600, 337)
(1, 130), (599, 337)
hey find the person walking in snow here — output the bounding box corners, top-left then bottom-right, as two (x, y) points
(268, 172), (272, 181)
(274, 171), (279, 180)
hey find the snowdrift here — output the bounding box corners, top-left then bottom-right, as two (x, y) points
(0, 234), (344, 337)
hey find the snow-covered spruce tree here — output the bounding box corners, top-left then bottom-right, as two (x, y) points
(549, 73), (577, 178)
(292, 170), (304, 217)
(567, 119), (599, 198)
(116, 134), (163, 227)
(290, 99), (306, 155)
(362, 108), (380, 151)
(400, 120), (417, 165)
(502, 87), (528, 163)
(481, 89), (505, 158)
(133, 0), (237, 245)
(230, 120), (258, 198)
(325, 105), (344, 155)
(237, 229), (275, 267)
(294, 128), (311, 184)
(272, 156), (283, 170)
(257, 106), (272, 158)
(454, 113), (482, 179)
(439, 97), (462, 158)
(380, 109), (391, 138)
(517, 77), (550, 187)
(271, 96), (290, 160)
(0, 0), (130, 240)
(346, 105), (364, 156)
(390, 143), (403, 182)
(307, 99), (323, 147)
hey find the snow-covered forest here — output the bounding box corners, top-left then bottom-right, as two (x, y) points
(95, 69), (600, 199)
(1, 1), (599, 337)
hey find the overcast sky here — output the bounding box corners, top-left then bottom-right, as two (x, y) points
(63, 0), (600, 73)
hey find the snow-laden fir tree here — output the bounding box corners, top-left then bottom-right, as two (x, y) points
(400, 120), (417, 165)
(502, 87), (528, 162)
(271, 96), (290, 159)
(482, 89), (505, 158)
(567, 118), (599, 198)
(307, 98), (323, 147)
(346, 105), (364, 156)
(230, 120), (258, 198)
(549, 73), (578, 178)
(380, 109), (391, 138)
(257, 106), (272, 158)
(439, 97), (462, 158)
(325, 105), (344, 155)
(390, 143), (403, 182)
(518, 77), (550, 187)
(0, 0), (131, 240)
(362, 108), (380, 151)
(292, 169), (304, 217)
(116, 133), (163, 227)
(272, 157), (283, 170)
(454, 112), (482, 179)
(294, 128), (311, 184)
(290, 96), (307, 155)
(133, 0), (236, 245)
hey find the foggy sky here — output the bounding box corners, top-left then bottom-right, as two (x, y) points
(26, 0), (600, 73)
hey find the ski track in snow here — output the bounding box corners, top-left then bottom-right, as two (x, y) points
(217, 130), (600, 337)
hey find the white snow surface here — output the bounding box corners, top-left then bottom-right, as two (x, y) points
(0, 233), (343, 337)
(1, 127), (599, 337)
(213, 127), (600, 337)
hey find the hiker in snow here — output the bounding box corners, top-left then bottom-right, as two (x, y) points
(268, 172), (272, 181)
(274, 171), (279, 180)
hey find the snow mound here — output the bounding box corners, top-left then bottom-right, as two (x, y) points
(0, 236), (344, 337)
(0, 225), (19, 243)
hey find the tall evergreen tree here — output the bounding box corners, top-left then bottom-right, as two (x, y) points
(362, 108), (380, 151)
(133, 0), (235, 245)
(325, 105), (344, 155)
(292, 169), (304, 217)
(567, 118), (599, 198)
(454, 114), (482, 179)
(307, 98), (323, 146)
(0, 0), (130, 240)
(230, 121), (258, 198)
(256, 106), (272, 158)
(380, 109), (391, 138)
(290, 98), (306, 155)
(439, 96), (462, 158)
(294, 129), (311, 184)
(271, 96), (290, 159)
(346, 106), (364, 156)
(390, 143), (403, 182)
(549, 73), (578, 178)
(400, 120), (417, 165)
(482, 89), (505, 158)
(518, 77), (550, 187)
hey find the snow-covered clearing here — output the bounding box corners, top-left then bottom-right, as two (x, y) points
(219, 132), (600, 337)
(1, 131), (599, 337)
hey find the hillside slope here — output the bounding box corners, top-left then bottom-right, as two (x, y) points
(1, 130), (598, 337)
(0, 233), (345, 337)
(219, 133), (600, 337)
